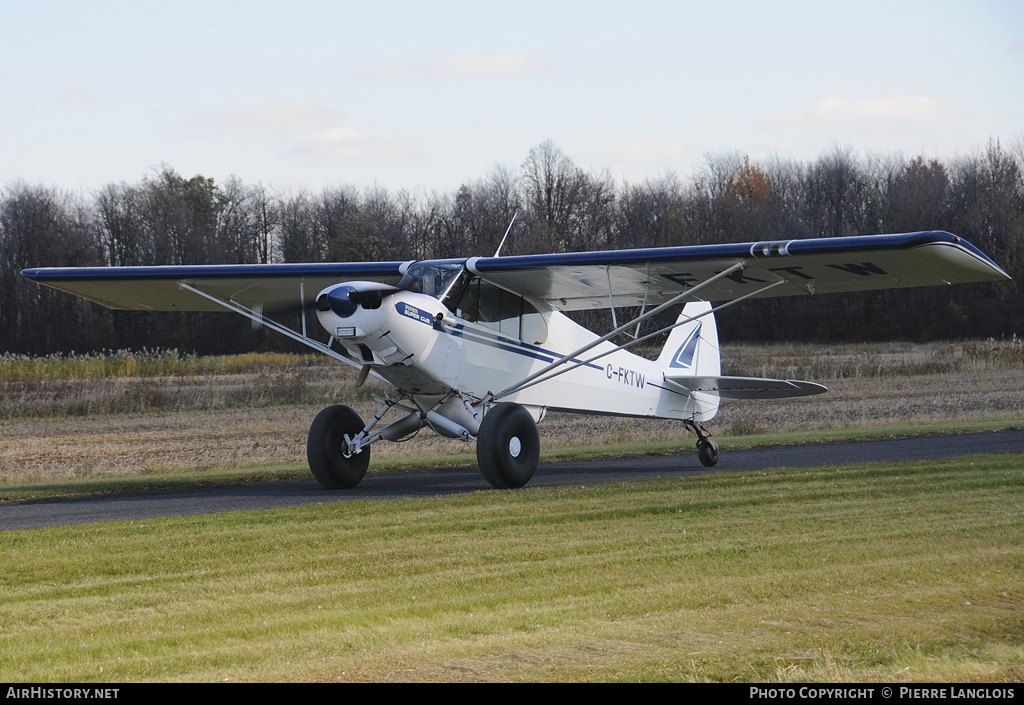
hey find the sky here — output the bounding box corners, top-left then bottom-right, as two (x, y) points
(1, 0), (1022, 195)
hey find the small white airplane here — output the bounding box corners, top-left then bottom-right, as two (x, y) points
(22, 230), (1009, 489)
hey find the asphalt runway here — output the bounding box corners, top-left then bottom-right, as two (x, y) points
(2, 430), (1021, 531)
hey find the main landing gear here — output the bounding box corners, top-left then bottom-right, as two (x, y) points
(306, 401), (714, 489)
(307, 405), (371, 489)
(305, 400), (541, 490)
(685, 419), (719, 468)
(475, 402), (540, 489)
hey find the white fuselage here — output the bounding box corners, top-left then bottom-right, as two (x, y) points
(316, 285), (718, 428)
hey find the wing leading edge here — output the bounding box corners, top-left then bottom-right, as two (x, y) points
(20, 262), (410, 312)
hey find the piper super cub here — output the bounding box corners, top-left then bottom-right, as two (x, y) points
(22, 230), (1009, 489)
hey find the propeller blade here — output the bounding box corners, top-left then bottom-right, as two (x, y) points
(251, 302), (264, 331)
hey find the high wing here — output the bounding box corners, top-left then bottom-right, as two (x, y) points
(20, 261), (410, 312)
(466, 231), (1010, 311)
(20, 231), (1008, 315)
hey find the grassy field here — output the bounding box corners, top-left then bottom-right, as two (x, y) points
(0, 454), (1021, 682)
(0, 342), (1022, 682)
(1, 340), (1023, 488)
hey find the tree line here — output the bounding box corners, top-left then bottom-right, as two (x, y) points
(2, 139), (1021, 356)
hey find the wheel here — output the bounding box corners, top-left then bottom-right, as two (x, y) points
(476, 402), (540, 489)
(697, 438), (719, 468)
(307, 405), (370, 489)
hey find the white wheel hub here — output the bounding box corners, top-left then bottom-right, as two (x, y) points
(508, 436), (522, 458)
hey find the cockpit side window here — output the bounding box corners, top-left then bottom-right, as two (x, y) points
(451, 278), (545, 343)
(399, 262), (547, 344)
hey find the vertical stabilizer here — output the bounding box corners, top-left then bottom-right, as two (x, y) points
(656, 301), (721, 377)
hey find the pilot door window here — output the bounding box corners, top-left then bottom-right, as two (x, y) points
(454, 279), (535, 341)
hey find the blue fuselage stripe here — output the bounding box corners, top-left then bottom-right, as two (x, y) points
(448, 324), (603, 371)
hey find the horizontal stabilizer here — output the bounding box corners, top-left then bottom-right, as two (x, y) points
(664, 375), (828, 400)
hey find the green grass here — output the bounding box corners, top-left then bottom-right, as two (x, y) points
(1, 453), (1021, 682)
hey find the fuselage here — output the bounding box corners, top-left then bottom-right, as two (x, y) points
(314, 278), (719, 427)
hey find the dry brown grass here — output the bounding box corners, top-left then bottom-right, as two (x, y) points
(1, 341), (1022, 484)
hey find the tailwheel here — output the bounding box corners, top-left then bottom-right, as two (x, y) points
(685, 419), (719, 468)
(307, 405), (370, 489)
(476, 402), (540, 489)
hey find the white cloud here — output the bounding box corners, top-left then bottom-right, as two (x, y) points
(61, 89), (94, 108)
(178, 102), (422, 168)
(183, 102), (368, 152)
(365, 53), (548, 79)
(606, 138), (692, 164)
(316, 126), (367, 146)
(780, 95), (955, 127)
(300, 127), (420, 165)
(185, 102), (337, 136)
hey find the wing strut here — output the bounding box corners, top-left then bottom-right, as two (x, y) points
(300, 280), (307, 338)
(632, 262), (652, 340)
(492, 277), (787, 401)
(561, 278), (786, 383)
(488, 261), (748, 401)
(178, 282), (365, 371)
(607, 266), (619, 331)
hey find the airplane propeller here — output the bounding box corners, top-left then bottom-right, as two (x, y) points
(251, 302), (264, 331)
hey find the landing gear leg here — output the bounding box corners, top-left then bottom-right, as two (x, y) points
(684, 420), (719, 468)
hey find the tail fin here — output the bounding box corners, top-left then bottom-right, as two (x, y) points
(656, 301), (721, 377)
(658, 303), (826, 418)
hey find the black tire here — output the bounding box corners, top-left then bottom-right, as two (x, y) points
(307, 405), (370, 489)
(697, 438), (719, 468)
(476, 402), (540, 489)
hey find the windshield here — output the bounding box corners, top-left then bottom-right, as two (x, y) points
(397, 259), (467, 300)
